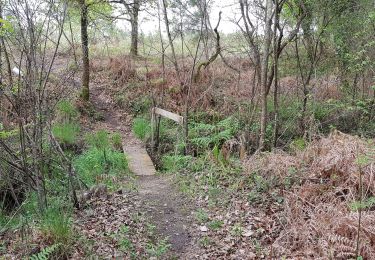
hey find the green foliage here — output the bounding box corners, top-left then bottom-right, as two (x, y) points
(132, 117), (151, 140)
(350, 197), (375, 211)
(0, 18), (14, 36)
(86, 130), (110, 150)
(29, 243), (61, 260)
(208, 220), (223, 231)
(116, 225), (134, 253)
(74, 147), (129, 187)
(189, 116), (239, 150)
(284, 167), (301, 189)
(161, 155), (192, 173)
(146, 238), (170, 257)
(114, 94), (127, 108)
(198, 236), (212, 248)
(119, 237), (134, 253)
(130, 96), (152, 115)
(111, 132), (123, 150)
(231, 223), (243, 237)
(68, 0), (115, 38)
(146, 223), (156, 236)
(39, 200), (73, 245)
(85, 130), (112, 170)
(52, 123), (80, 145)
(251, 172), (271, 192)
(0, 210), (23, 234)
(289, 138), (306, 152)
(57, 100), (79, 122)
(0, 128), (18, 139)
(356, 154), (371, 167)
(311, 100), (339, 122)
(195, 209), (209, 223)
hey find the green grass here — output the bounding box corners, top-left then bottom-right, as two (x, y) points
(231, 223), (243, 237)
(75, 130), (133, 189)
(208, 220), (223, 230)
(85, 130), (110, 150)
(199, 236), (212, 248)
(161, 155), (192, 173)
(57, 100), (79, 122)
(39, 203), (73, 245)
(111, 132), (123, 150)
(146, 238), (171, 257)
(52, 122), (80, 145)
(0, 211), (22, 233)
(132, 117), (151, 140)
(74, 147), (129, 187)
(195, 209), (209, 223)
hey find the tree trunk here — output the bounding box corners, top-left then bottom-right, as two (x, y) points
(80, 0), (90, 101)
(68, 14), (78, 67)
(0, 3), (12, 88)
(0, 2), (2, 86)
(272, 0), (280, 148)
(130, 0), (140, 56)
(162, 0), (181, 84)
(258, 0), (273, 151)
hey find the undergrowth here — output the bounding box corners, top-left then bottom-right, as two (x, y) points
(189, 116), (240, 153)
(74, 147), (130, 187)
(39, 199), (73, 247)
(132, 117), (151, 141)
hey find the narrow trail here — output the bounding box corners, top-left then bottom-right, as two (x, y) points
(89, 85), (197, 258)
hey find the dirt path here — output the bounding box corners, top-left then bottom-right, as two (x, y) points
(89, 85), (196, 258)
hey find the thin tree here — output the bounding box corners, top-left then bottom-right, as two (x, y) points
(258, 0), (273, 151)
(111, 0), (142, 56)
(80, 0), (90, 101)
(238, 0), (305, 150)
(129, 0), (140, 56)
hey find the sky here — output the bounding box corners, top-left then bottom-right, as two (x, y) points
(117, 0), (241, 35)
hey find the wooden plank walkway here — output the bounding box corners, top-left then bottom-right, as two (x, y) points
(123, 144), (156, 176)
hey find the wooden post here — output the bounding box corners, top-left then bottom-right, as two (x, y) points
(150, 107), (184, 152)
(151, 107), (155, 149)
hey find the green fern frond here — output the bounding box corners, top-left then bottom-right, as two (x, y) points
(189, 116), (240, 150)
(190, 136), (213, 148)
(29, 243), (61, 260)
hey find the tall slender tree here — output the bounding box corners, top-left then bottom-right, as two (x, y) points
(79, 0), (90, 101)
(111, 0), (142, 56)
(258, 0), (273, 151)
